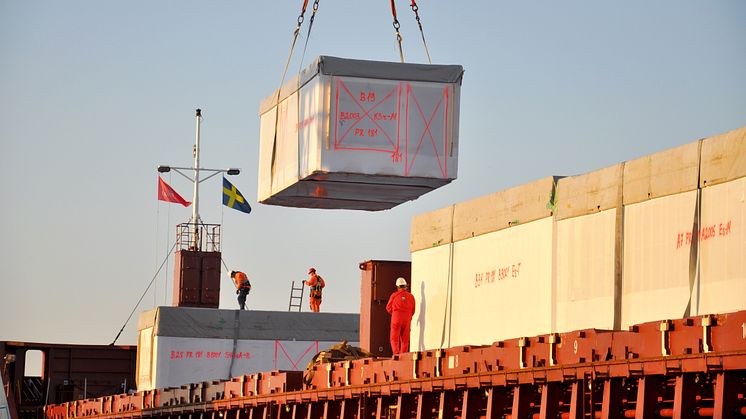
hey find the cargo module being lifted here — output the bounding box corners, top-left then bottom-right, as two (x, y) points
(258, 56), (464, 211)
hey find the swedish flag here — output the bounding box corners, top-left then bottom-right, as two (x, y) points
(223, 177), (252, 214)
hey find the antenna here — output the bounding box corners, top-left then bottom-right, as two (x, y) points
(192, 109), (202, 247)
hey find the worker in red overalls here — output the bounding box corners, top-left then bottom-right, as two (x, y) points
(386, 277), (416, 355)
(304, 268), (325, 312)
(230, 271), (252, 310)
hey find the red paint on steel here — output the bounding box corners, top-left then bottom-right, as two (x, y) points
(172, 250), (221, 308)
(41, 311), (746, 419)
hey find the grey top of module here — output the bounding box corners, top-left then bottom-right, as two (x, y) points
(314, 55), (464, 83)
(138, 306), (359, 341)
(260, 55), (465, 114)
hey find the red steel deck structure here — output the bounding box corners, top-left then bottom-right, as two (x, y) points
(43, 310), (746, 419)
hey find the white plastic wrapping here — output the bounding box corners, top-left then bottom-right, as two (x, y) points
(138, 334), (349, 391)
(408, 125), (746, 347)
(410, 218), (553, 350)
(699, 176), (746, 315)
(555, 209), (617, 332)
(621, 192), (698, 328)
(451, 217), (553, 346)
(258, 56), (464, 210)
(136, 307), (359, 391)
(410, 245), (452, 351)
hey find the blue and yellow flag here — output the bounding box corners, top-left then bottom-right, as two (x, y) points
(223, 177), (251, 214)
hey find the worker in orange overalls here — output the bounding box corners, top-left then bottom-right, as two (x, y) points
(230, 271), (252, 310)
(386, 277), (416, 355)
(304, 268), (325, 312)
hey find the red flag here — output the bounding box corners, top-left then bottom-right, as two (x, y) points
(158, 176), (191, 207)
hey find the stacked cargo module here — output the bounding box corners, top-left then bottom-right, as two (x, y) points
(410, 125), (746, 349)
(258, 56), (464, 210)
(136, 307), (359, 391)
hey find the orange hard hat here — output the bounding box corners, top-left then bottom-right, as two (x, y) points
(308, 267), (316, 274)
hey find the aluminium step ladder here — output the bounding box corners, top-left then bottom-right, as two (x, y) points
(288, 281), (304, 312)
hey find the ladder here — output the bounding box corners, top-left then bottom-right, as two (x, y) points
(288, 281), (304, 312)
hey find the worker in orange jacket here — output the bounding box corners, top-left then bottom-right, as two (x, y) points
(304, 268), (325, 312)
(386, 277), (416, 355)
(230, 271), (252, 310)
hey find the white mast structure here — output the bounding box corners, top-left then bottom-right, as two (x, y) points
(158, 108), (241, 251)
(192, 108), (202, 245)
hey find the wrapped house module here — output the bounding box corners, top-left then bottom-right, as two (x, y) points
(258, 56), (464, 211)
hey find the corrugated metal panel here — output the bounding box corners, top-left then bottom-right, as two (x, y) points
(451, 176), (559, 242)
(172, 251), (221, 308)
(700, 125), (746, 187)
(257, 56), (463, 211)
(450, 217), (553, 346)
(410, 245), (452, 351)
(623, 140), (701, 205)
(700, 176), (746, 315)
(556, 164), (623, 221)
(555, 209), (617, 332)
(621, 192), (698, 329)
(409, 205), (454, 252)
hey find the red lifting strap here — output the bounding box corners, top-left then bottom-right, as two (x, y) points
(390, 0), (398, 20)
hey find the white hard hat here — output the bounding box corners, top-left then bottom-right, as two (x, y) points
(396, 277), (407, 287)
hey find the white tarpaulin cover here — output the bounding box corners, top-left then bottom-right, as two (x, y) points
(621, 192), (698, 328)
(258, 56), (464, 210)
(555, 209), (617, 332)
(699, 176), (746, 315)
(410, 217), (553, 350)
(451, 217), (553, 345)
(410, 245), (452, 351)
(136, 307), (359, 391)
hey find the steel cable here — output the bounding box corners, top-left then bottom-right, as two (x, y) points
(110, 241), (177, 345)
(410, 1), (432, 64)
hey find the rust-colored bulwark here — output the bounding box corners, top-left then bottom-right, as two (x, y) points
(359, 260), (412, 358)
(41, 311), (746, 419)
(172, 250), (221, 308)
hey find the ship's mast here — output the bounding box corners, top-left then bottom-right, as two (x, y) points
(156, 109), (240, 308)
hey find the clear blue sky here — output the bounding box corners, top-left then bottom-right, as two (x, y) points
(1, 1), (745, 346)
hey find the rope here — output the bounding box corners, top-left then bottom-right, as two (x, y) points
(410, 0), (431, 64)
(111, 241), (177, 345)
(164, 173), (172, 305)
(389, 0), (405, 62)
(298, 0), (321, 74)
(154, 178), (160, 308)
(270, 0), (311, 193)
(280, 1), (309, 97)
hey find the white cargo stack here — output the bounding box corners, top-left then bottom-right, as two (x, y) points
(258, 56), (464, 210)
(409, 124), (746, 348)
(410, 177), (559, 350)
(620, 141), (701, 328)
(136, 307), (359, 391)
(554, 164), (622, 332)
(699, 127), (746, 315)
